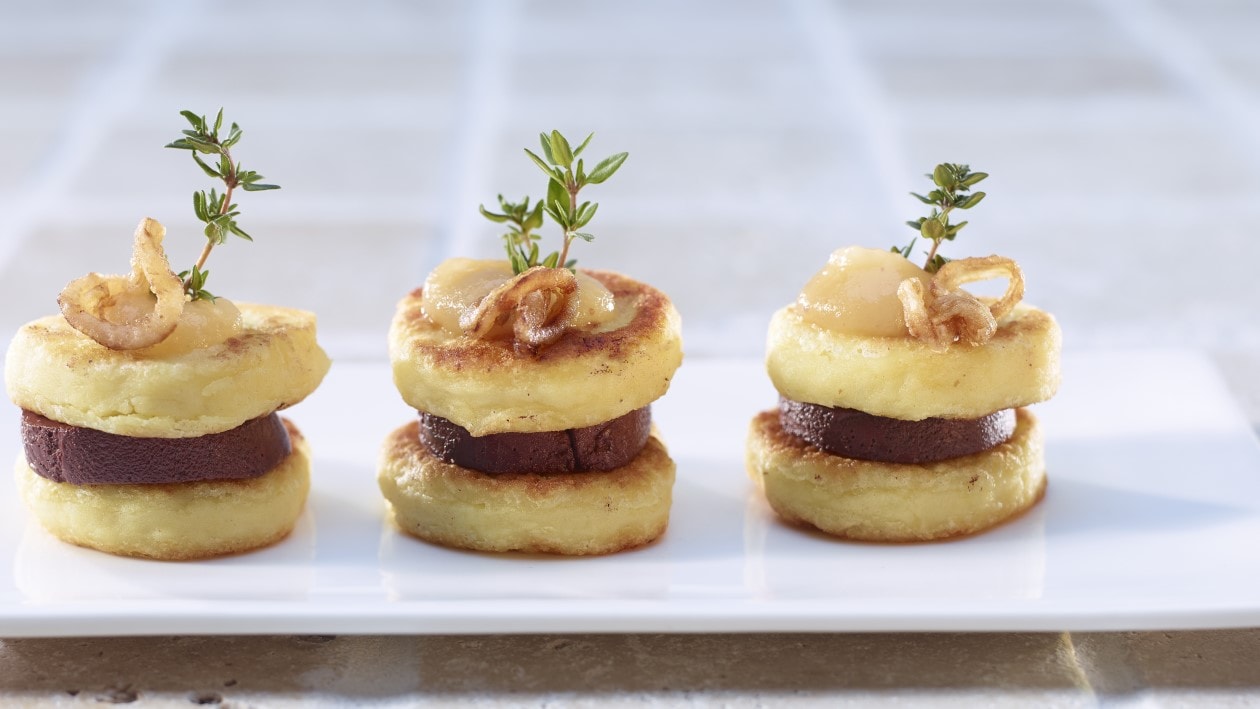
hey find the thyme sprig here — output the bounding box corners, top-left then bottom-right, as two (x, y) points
(480, 131), (627, 274)
(165, 109), (279, 300)
(893, 163), (987, 273)
(479, 195), (546, 273)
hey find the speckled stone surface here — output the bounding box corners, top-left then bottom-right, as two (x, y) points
(1, 0), (1258, 705)
(3, 631), (1260, 706)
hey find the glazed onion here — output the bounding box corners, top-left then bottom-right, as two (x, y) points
(897, 255), (1024, 351)
(57, 217), (185, 350)
(460, 266), (580, 354)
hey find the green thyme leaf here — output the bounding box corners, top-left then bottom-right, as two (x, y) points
(549, 130), (573, 168)
(508, 248), (527, 274)
(585, 152), (627, 184)
(525, 148), (554, 177)
(222, 125), (243, 148)
(177, 265), (216, 302)
(179, 111), (203, 131)
(892, 163), (987, 273)
(546, 179), (567, 217)
(524, 201), (545, 232)
(544, 202), (565, 226)
(891, 237), (917, 259)
(183, 135), (221, 154)
(482, 195), (547, 275)
(204, 222), (225, 244)
(479, 205), (511, 223)
(932, 164), (955, 189)
(538, 133), (556, 163)
(192, 155), (220, 178)
(920, 217), (945, 241)
(574, 201), (597, 228)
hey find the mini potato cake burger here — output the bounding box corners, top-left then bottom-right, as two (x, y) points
(380, 131), (683, 555)
(746, 164), (1061, 542)
(5, 111), (330, 560)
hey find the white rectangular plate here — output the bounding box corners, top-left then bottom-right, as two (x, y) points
(1, 350), (1258, 636)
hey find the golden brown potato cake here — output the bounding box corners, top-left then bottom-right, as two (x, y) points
(389, 270), (683, 436)
(766, 303), (1060, 420)
(6, 304), (330, 438)
(16, 420), (312, 560)
(379, 420), (675, 555)
(746, 408), (1045, 542)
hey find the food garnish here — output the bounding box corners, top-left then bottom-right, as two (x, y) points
(893, 163), (987, 274)
(165, 109), (279, 301)
(891, 164), (1023, 351)
(898, 255), (1024, 351)
(440, 131), (626, 354)
(57, 218), (185, 350)
(460, 266), (580, 352)
(56, 110), (273, 351)
(480, 130), (627, 274)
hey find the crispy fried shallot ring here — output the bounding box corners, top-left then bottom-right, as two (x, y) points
(57, 217), (186, 351)
(459, 266), (580, 354)
(897, 255), (1024, 351)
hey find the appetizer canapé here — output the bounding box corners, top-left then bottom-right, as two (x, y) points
(746, 164), (1061, 541)
(6, 110), (330, 559)
(380, 131), (683, 555)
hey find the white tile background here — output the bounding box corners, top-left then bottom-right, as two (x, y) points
(2, 1), (1260, 705)
(3, 0), (1258, 370)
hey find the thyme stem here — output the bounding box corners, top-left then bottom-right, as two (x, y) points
(186, 154), (236, 288)
(557, 183), (580, 266)
(165, 108), (279, 300)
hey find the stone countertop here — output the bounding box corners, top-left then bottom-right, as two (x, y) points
(1, 0), (1258, 706)
(3, 632), (1260, 706)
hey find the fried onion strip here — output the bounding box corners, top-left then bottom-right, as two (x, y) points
(897, 255), (1024, 351)
(460, 266), (579, 354)
(57, 218), (186, 350)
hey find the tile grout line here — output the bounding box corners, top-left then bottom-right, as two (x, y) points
(790, 0), (911, 242)
(0, 1), (191, 274)
(435, 0), (518, 263)
(1095, 0), (1260, 164)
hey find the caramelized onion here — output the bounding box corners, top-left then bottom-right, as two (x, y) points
(460, 266), (580, 354)
(57, 218), (185, 350)
(897, 255), (1025, 351)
